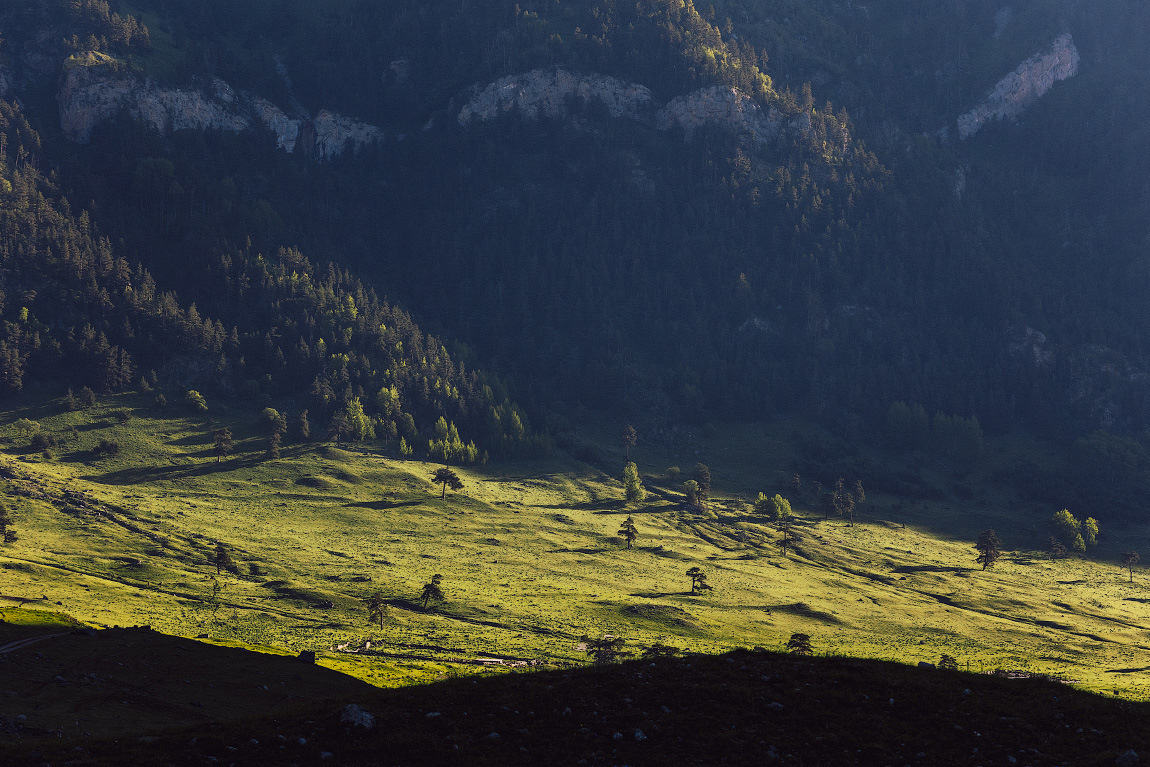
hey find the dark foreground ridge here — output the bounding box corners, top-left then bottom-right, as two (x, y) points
(7, 628), (1150, 766)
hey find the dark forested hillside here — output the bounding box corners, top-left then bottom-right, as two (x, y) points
(0, 0), (1149, 501)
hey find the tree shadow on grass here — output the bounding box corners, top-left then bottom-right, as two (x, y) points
(345, 499), (422, 511)
(892, 565), (974, 574)
(630, 590), (694, 598)
(538, 499), (624, 513)
(82, 446), (310, 485)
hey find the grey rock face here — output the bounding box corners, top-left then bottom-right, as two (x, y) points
(958, 33), (1079, 139)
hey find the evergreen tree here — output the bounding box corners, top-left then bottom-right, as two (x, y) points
(623, 462), (645, 503)
(776, 505), (796, 556)
(686, 566), (712, 593)
(297, 409), (311, 441)
(419, 574), (445, 609)
(938, 654), (959, 671)
(683, 479), (701, 510)
(974, 529), (1002, 570)
(618, 515), (638, 549)
(0, 502), (16, 544)
(693, 464), (712, 502)
(212, 427), (233, 463)
(366, 591), (388, 628)
(1123, 551), (1140, 582)
(789, 473), (802, 497)
(185, 390), (208, 412)
(622, 424), (637, 460)
(266, 431), (281, 459)
(431, 467), (463, 500)
(213, 541), (238, 575)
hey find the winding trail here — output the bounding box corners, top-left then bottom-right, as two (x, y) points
(0, 631), (70, 654)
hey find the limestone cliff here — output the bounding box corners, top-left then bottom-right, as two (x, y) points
(458, 69), (652, 124)
(459, 68), (795, 148)
(58, 58), (382, 160)
(958, 33), (1079, 139)
(655, 86), (783, 145)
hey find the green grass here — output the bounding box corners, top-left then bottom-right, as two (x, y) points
(2, 387), (1150, 744)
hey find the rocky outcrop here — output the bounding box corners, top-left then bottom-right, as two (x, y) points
(459, 69), (795, 148)
(458, 69), (652, 124)
(958, 33), (1079, 139)
(313, 110), (386, 160)
(656, 86), (783, 144)
(58, 58), (383, 160)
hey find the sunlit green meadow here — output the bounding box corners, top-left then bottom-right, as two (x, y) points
(3, 390), (1150, 706)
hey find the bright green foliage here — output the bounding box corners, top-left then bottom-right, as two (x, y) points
(343, 397), (374, 442)
(428, 417), (478, 463)
(1071, 534), (1087, 554)
(1083, 517), (1099, 547)
(1052, 510), (1081, 549)
(185, 390), (208, 413)
(399, 437), (413, 457)
(623, 462), (645, 503)
(683, 479), (701, 509)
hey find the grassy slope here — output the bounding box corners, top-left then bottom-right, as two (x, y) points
(2, 389), (1150, 744)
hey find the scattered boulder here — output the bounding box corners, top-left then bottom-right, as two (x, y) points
(340, 704), (375, 730)
(1117, 750), (1139, 766)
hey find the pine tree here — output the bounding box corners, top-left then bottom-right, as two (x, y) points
(297, 409), (311, 441)
(1123, 551), (1140, 582)
(0, 502), (16, 544)
(431, 467), (463, 499)
(622, 424), (637, 460)
(366, 591), (388, 628)
(213, 541), (238, 574)
(213, 427), (233, 463)
(686, 566), (712, 593)
(974, 529), (1001, 570)
(623, 462), (645, 503)
(618, 515), (638, 549)
(420, 574), (445, 609)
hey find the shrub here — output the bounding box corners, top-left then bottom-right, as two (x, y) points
(184, 390), (208, 412)
(95, 438), (121, 457)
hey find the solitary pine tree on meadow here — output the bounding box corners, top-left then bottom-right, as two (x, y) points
(420, 574), (445, 609)
(618, 515), (638, 549)
(686, 566), (712, 593)
(213, 541), (238, 574)
(431, 467), (463, 500)
(0, 502), (16, 544)
(1123, 551), (1140, 583)
(212, 427), (232, 463)
(366, 591), (388, 628)
(974, 529), (1001, 570)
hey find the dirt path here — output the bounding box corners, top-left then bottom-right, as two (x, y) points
(0, 632), (70, 654)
